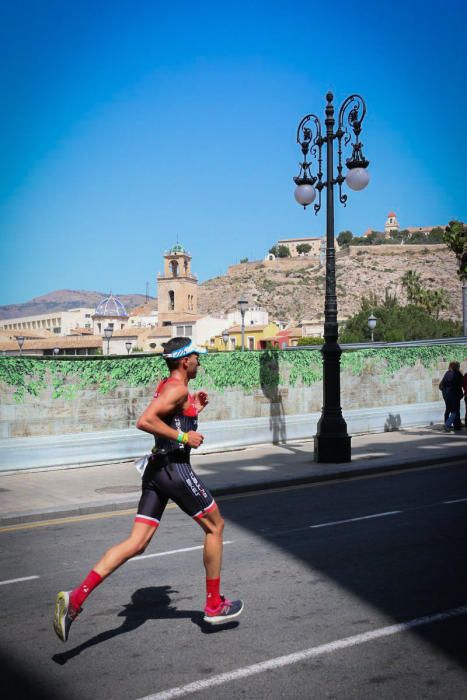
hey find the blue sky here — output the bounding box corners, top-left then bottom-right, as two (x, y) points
(1, 0), (466, 305)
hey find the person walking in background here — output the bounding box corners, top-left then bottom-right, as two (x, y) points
(53, 337), (243, 642)
(439, 361), (463, 432)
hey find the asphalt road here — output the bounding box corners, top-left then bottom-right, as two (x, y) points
(1, 460), (467, 700)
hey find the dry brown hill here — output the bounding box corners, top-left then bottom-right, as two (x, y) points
(198, 245), (461, 323)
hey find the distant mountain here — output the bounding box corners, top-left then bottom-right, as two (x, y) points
(0, 290), (156, 320)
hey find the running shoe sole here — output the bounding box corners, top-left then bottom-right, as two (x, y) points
(53, 590), (75, 642)
(203, 599), (244, 625)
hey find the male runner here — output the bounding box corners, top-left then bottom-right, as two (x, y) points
(53, 337), (243, 642)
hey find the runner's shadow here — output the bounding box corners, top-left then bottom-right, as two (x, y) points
(52, 585), (238, 665)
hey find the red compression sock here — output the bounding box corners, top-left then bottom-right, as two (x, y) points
(206, 577), (221, 610)
(70, 570), (103, 610)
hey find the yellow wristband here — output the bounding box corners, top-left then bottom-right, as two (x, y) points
(181, 432), (189, 444)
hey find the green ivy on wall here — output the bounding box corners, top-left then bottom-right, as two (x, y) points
(0, 345), (466, 402)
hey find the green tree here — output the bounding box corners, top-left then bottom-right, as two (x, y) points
(444, 220), (467, 281)
(401, 270), (423, 304)
(276, 245), (291, 258)
(297, 336), (323, 346)
(337, 230), (353, 248)
(407, 230), (427, 244)
(340, 295), (460, 343)
(296, 243), (312, 255)
(268, 245), (278, 256)
(427, 227), (444, 243)
(240, 257), (249, 263)
(401, 270), (448, 318)
(350, 236), (369, 246)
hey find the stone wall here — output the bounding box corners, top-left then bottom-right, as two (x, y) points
(1, 351), (464, 439)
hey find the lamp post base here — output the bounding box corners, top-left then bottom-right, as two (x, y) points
(314, 433), (351, 463)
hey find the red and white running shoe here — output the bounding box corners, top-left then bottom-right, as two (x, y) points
(203, 596), (244, 624)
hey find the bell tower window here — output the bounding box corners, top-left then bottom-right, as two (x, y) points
(170, 261), (179, 277)
(169, 290), (175, 310)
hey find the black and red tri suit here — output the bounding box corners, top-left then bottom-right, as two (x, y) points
(135, 377), (216, 527)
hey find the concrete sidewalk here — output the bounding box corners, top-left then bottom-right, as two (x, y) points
(0, 425), (465, 526)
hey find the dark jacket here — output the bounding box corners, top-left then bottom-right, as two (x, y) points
(440, 370), (463, 400)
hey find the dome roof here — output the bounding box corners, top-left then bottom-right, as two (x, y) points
(166, 243), (188, 255)
(94, 294), (129, 318)
(387, 212), (397, 218)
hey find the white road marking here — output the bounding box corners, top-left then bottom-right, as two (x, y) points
(139, 605), (467, 700)
(309, 511), (401, 529)
(130, 541), (234, 562)
(444, 498), (467, 504)
(0, 575), (40, 586)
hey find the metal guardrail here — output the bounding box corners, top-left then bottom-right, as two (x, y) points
(285, 336), (467, 351)
(1, 337), (466, 360)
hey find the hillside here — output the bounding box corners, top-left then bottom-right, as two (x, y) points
(197, 245), (461, 323)
(0, 290), (156, 320)
(1, 246), (461, 325)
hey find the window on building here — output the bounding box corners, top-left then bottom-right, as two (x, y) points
(169, 290), (175, 311)
(176, 325), (193, 336)
(53, 327), (61, 334)
(248, 337), (255, 351)
(230, 337), (236, 349)
(170, 261), (179, 277)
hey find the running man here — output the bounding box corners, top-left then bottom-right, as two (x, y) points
(53, 337), (243, 642)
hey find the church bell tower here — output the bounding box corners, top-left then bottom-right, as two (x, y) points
(157, 244), (198, 325)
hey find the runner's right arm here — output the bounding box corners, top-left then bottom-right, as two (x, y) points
(136, 384), (204, 448)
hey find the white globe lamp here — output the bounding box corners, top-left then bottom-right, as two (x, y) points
(345, 167), (370, 191)
(294, 184), (316, 207)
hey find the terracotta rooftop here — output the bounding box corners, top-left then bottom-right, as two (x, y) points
(0, 336), (102, 351)
(68, 327), (93, 335)
(129, 303), (158, 317)
(227, 324), (268, 333)
(277, 327), (301, 336)
(0, 328), (57, 340)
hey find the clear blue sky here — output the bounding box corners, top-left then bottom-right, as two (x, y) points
(1, 0), (466, 305)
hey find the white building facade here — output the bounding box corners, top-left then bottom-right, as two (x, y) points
(0, 308), (95, 335)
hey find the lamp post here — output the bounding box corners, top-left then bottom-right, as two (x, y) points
(125, 341), (132, 355)
(294, 92), (369, 463)
(367, 314), (377, 342)
(221, 330), (229, 352)
(17, 336), (25, 355)
(237, 300), (248, 351)
(104, 326), (113, 356)
(53, 347), (60, 356)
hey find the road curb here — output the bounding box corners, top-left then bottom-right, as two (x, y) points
(1, 452), (464, 527)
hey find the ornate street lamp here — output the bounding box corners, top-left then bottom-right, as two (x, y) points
(294, 92), (369, 462)
(125, 341), (132, 355)
(221, 330), (229, 352)
(367, 314), (377, 342)
(53, 347), (60, 356)
(237, 300), (248, 351)
(103, 326), (113, 356)
(17, 336), (25, 355)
